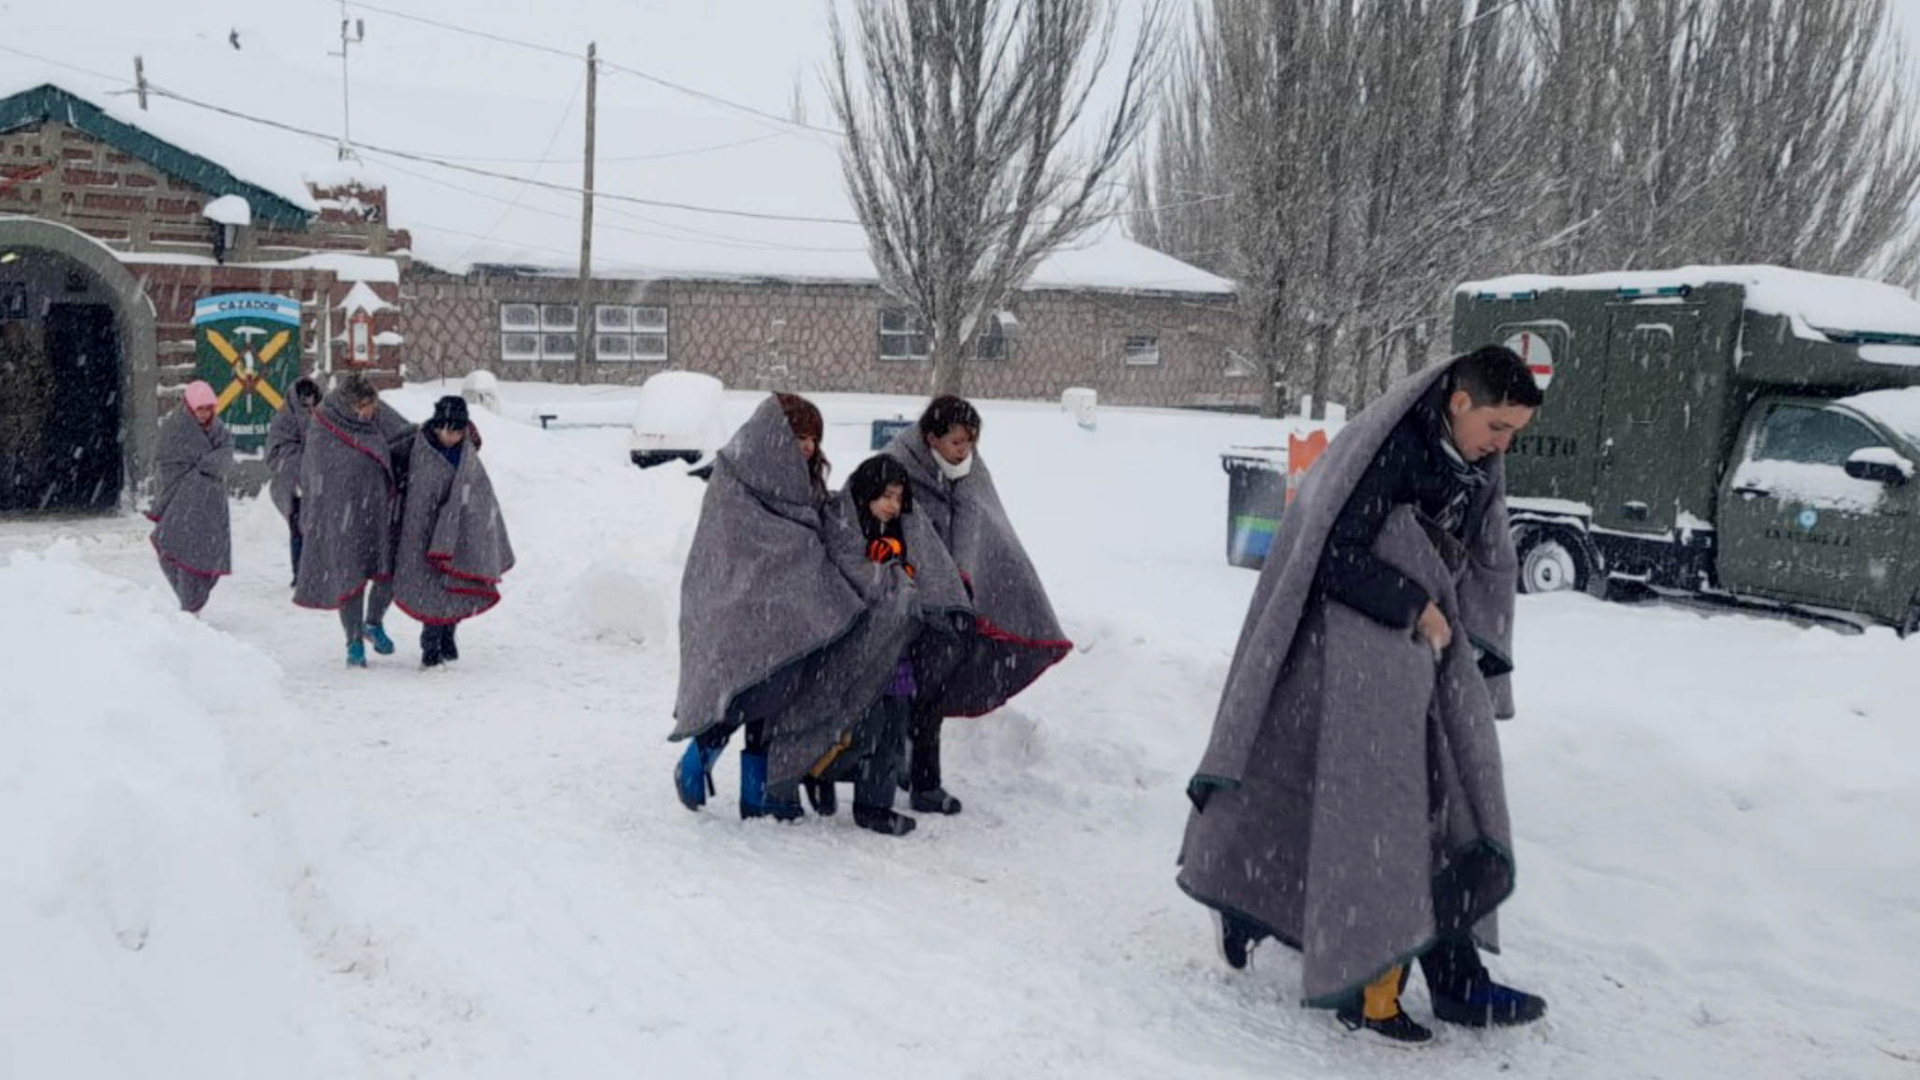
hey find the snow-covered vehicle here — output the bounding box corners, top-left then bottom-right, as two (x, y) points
(1455, 267), (1920, 633)
(629, 371), (728, 473)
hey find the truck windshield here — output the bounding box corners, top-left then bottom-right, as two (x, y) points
(1750, 405), (1881, 466)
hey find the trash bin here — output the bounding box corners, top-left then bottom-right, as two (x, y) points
(871, 417), (914, 450)
(1221, 449), (1289, 569)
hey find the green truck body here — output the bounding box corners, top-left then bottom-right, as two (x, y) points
(1453, 267), (1920, 631)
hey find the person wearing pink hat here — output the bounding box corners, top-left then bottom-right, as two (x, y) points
(147, 380), (233, 613)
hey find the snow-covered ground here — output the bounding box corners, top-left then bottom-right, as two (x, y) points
(3, 383), (1917, 1079)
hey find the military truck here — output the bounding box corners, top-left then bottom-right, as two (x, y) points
(1452, 267), (1920, 633)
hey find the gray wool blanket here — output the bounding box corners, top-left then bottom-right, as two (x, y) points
(882, 430), (1071, 717)
(265, 397), (309, 522)
(294, 392), (404, 611)
(672, 397), (921, 786)
(149, 407), (233, 578)
(1177, 359), (1520, 1007)
(393, 428), (515, 625)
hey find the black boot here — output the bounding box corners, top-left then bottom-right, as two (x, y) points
(853, 805), (917, 836)
(442, 621), (460, 662)
(1213, 909), (1261, 971)
(804, 778), (838, 816)
(421, 625), (446, 668)
(908, 711), (962, 815)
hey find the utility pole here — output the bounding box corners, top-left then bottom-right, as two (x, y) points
(575, 41), (599, 382)
(133, 56), (148, 110)
(330, 2), (366, 160)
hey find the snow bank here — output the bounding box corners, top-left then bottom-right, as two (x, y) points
(1462, 265), (1920, 339)
(0, 550), (359, 1080)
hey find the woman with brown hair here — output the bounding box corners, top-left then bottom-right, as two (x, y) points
(670, 392), (916, 821)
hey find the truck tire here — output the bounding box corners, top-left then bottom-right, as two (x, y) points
(1515, 526), (1591, 595)
(1901, 600), (1920, 639)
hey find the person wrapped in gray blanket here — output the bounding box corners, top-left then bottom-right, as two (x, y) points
(293, 373), (417, 667)
(1178, 346), (1548, 1046)
(147, 380), (232, 614)
(672, 394), (921, 823)
(392, 395), (514, 668)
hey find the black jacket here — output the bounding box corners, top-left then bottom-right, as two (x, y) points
(1316, 382), (1487, 629)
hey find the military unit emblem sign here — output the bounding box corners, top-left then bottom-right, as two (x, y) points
(193, 293), (302, 453)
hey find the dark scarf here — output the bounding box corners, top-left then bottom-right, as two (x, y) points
(1416, 385), (1492, 539)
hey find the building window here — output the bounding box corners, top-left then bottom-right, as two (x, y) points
(1123, 334), (1161, 366)
(972, 310), (1014, 362)
(595, 304), (669, 362)
(500, 302), (583, 362)
(879, 308), (930, 360)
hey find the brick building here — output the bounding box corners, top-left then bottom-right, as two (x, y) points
(406, 266), (1252, 408)
(0, 84), (406, 512)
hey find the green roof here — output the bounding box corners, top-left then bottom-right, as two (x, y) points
(0, 83), (311, 229)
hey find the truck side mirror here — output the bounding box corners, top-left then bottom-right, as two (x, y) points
(1844, 448), (1915, 486)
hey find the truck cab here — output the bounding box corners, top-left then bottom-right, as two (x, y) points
(1453, 267), (1920, 633)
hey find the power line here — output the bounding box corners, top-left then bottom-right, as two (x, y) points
(331, 0), (845, 137)
(330, 0), (575, 60)
(598, 59), (844, 138)
(378, 153), (866, 255)
(411, 131), (787, 166)
(454, 71), (585, 269)
(0, 42), (128, 85)
(141, 83), (865, 226)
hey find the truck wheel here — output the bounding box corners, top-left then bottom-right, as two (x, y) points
(1901, 601), (1920, 639)
(1517, 527), (1589, 595)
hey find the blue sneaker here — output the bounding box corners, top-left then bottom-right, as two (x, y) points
(674, 740), (722, 812)
(346, 639), (368, 668)
(738, 751), (804, 822)
(1430, 981), (1548, 1028)
(365, 622), (396, 655)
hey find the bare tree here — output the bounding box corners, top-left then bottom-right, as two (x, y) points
(829, 0), (1168, 395)
(1138, 0), (1538, 416)
(1137, 0), (1920, 417)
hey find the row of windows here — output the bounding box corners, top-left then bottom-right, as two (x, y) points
(493, 303), (1169, 366)
(500, 304), (666, 363)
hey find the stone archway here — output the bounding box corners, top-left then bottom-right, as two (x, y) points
(0, 216), (157, 513)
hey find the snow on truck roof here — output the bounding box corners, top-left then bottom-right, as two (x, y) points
(1460, 266), (1920, 345)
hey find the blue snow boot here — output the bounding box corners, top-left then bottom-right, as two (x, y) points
(364, 622), (396, 656)
(738, 752), (804, 822)
(346, 639), (368, 668)
(675, 740), (722, 812)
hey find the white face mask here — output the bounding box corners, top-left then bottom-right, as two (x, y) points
(937, 452), (973, 482)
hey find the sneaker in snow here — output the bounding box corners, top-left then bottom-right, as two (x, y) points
(364, 622), (396, 655)
(1336, 1008), (1435, 1047)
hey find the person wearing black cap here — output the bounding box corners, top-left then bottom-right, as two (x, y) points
(392, 394), (516, 668)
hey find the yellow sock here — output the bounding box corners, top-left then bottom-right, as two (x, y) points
(1362, 965), (1404, 1022)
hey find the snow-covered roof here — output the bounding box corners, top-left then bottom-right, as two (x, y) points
(337, 280), (395, 316)
(1, 3), (1231, 296)
(1460, 266), (1920, 340)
